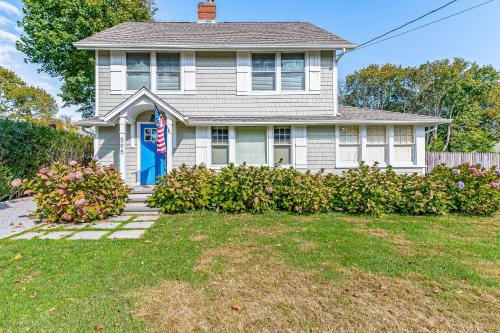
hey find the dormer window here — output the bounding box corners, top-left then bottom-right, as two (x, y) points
(126, 53), (150, 90)
(156, 53), (181, 90)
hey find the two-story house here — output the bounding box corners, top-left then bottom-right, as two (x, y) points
(75, 0), (449, 185)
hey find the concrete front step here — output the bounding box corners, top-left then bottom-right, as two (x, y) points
(127, 194), (151, 203)
(124, 205), (160, 213)
(131, 187), (154, 195)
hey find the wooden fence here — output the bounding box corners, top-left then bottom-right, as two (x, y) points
(426, 152), (500, 173)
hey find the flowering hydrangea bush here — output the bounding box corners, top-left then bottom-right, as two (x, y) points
(149, 163), (499, 216)
(12, 160), (130, 223)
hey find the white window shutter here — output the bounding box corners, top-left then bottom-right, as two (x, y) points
(236, 51), (251, 94)
(293, 126), (308, 169)
(196, 126), (210, 166)
(309, 51), (321, 94)
(181, 51), (196, 93)
(110, 51), (125, 94)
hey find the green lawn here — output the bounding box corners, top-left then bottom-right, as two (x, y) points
(1, 213), (498, 332)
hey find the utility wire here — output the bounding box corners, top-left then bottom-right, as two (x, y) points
(355, 0), (460, 49)
(352, 0), (495, 52)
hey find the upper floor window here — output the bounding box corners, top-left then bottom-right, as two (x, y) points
(157, 53), (181, 90)
(126, 53), (150, 90)
(281, 53), (305, 91)
(252, 54), (276, 91)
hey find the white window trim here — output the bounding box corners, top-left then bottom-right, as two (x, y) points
(335, 125), (361, 168)
(392, 125), (417, 168)
(118, 52), (195, 95)
(207, 126), (298, 169)
(335, 125), (422, 169)
(210, 126), (230, 167)
(273, 126), (293, 167)
(239, 51), (314, 96)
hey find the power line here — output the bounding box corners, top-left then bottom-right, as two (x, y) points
(355, 0), (460, 49)
(352, 0), (495, 52)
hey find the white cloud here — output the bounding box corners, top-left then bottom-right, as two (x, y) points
(0, 29), (17, 43)
(0, 43), (17, 64)
(0, 1), (21, 16)
(0, 15), (13, 26)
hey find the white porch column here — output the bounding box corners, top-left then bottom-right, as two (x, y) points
(166, 118), (173, 173)
(415, 126), (426, 169)
(130, 123), (136, 148)
(119, 115), (127, 181)
(387, 126), (395, 166)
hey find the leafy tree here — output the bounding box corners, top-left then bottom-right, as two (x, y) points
(17, 0), (156, 118)
(0, 65), (57, 120)
(341, 58), (500, 152)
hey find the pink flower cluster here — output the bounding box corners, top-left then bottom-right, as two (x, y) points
(491, 182), (500, 190)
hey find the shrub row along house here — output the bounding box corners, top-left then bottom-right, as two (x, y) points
(74, 0), (449, 185)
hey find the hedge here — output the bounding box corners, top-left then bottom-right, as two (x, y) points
(148, 163), (500, 216)
(0, 119), (93, 200)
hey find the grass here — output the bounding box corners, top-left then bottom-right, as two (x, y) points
(0, 212), (499, 332)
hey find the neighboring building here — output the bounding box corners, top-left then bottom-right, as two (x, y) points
(74, 0), (449, 185)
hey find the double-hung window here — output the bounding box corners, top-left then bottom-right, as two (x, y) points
(274, 127), (291, 165)
(281, 53), (305, 91)
(211, 127), (229, 165)
(394, 125), (415, 163)
(156, 53), (181, 90)
(338, 126), (360, 164)
(252, 54), (276, 91)
(366, 126), (387, 165)
(126, 53), (150, 90)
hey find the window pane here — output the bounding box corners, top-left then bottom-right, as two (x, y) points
(366, 146), (386, 164)
(339, 126), (359, 144)
(394, 126), (414, 144)
(394, 146), (414, 163)
(236, 127), (267, 165)
(211, 127), (228, 144)
(281, 53), (305, 72)
(252, 54), (275, 72)
(252, 72), (275, 91)
(274, 146), (291, 165)
(282, 72), (305, 90)
(157, 53), (180, 72)
(367, 126), (386, 144)
(127, 72), (150, 90)
(127, 53), (150, 71)
(339, 146), (359, 163)
(212, 146), (228, 165)
(157, 73), (180, 90)
(274, 127), (291, 144)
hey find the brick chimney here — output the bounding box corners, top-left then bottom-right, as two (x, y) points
(198, 0), (216, 23)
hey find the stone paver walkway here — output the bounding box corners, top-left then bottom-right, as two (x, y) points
(3, 215), (158, 241)
(0, 197), (39, 239)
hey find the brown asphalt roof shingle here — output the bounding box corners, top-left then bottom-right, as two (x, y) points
(74, 22), (356, 48)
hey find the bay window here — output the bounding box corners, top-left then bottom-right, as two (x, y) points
(211, 127), (229, 165)
(157, 53), (181, 90)
(126, 53), (150, 90)
(252, 54), (276, 91)
(366, 126), (387, 165)
(394, 125), (415, 163)
(235, 127), (267, 165)
(274, 127), (291, 165)
(281, 53), (305, 91)
(338, 126), (360, 164)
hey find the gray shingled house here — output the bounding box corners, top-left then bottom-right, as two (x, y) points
(74, 0), (449, 185)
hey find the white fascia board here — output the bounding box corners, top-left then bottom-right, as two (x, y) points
(187, 119), (451, 126)
(73, 43), (357, 51)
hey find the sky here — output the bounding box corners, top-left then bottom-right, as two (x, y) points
(1, 0), (499, 121)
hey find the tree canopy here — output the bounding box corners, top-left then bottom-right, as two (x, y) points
(0, 65), (58, 120)
(341, 58), (500, 152)
(17, 0), (157, 118)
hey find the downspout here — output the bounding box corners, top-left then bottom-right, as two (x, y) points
(333, 48), (347, 116)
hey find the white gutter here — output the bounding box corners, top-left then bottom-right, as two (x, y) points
(73, 43), (357, 51)
(186, 119), (452, 126)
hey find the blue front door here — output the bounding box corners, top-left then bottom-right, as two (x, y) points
(140, 124), (166, 185)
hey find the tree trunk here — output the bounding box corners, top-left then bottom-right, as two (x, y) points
(444, 123), (452, 151)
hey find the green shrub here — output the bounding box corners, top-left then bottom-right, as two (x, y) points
(0, 119), (93, 199)
(148, 163), (500, 216)
(0, 161), (13, 201)
(329, 163), (401, 216)
(14, 160), (130, 223)
(148, 164), (212, 213)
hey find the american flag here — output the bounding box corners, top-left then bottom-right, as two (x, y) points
(154, 105), (166, 154)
